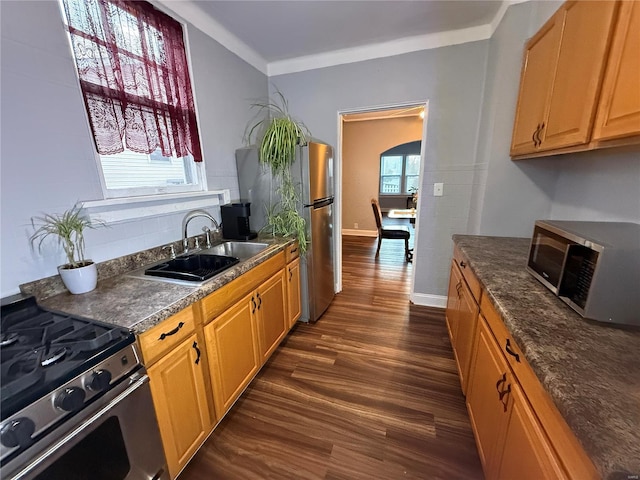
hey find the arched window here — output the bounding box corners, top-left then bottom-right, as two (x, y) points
(379, 141), (421, 195)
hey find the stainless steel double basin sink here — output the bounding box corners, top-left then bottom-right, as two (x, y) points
(127, 241), (271, 285)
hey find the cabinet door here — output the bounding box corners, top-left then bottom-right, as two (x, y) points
(593, 1), (640, 141)
(445, 261), (462, 343)
(147, 334), (212, 479)
(541, 1), (618, 150)
(510, 13), (563, 156)
(256, 269), (287, 363)
(205, 293), (260, 417)
(286, 257), (302, 328)
(455, 280), (479, 396)
(496, 383), (568, 480)
(466, 316), (513, 478)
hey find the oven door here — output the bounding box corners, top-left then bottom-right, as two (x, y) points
(7, 373), (168, 480)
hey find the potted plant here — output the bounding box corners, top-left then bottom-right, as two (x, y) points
(30, 203), (105, 294)
(409, 186), (418, 209)
(245, 90), (310, 251)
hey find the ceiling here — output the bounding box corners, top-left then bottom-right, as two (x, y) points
(161, 0), (514, 75)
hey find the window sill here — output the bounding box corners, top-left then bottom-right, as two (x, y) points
(83, 190), (231, 224)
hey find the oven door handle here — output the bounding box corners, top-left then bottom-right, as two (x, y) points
(12, 374), (152, 480)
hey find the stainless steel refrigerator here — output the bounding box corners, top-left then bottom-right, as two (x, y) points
(236, 141), (335, 323)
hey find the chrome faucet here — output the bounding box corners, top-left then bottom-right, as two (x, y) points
(182, 209), (220, 253)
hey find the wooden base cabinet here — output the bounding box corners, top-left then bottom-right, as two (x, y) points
(466, 316), (512, 475)
(201, 249), (291, 419)
(496, 383), (567, 480)
(204, 292), (261, 417)
(146, 333), (212, 479)
(286, 256), (302, 328)
(255, 270), (288, 363)
(467, 316), (567, 480)
(446, 249), (481, 395)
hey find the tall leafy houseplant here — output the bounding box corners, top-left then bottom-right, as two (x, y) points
(30, 203), (105, 294)
(246, 91), (310, 251)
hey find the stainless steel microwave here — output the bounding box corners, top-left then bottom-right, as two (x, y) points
(527, 220), (640, 326)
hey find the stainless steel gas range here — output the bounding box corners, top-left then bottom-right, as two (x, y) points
(0, 294), (168, 480)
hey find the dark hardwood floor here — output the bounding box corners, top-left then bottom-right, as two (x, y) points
(179, 236), (483, 479)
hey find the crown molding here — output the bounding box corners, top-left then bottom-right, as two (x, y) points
(268, 24), (492, 76)
(157, 0), (528, 77)
(155, 0), (268, 75)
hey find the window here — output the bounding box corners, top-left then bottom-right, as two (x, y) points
(60, 0), (205, 198)
(379, 141), (422, 195)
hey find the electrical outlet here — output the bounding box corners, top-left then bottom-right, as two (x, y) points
(434, 183), (444, 197)
(354, 223), (359, 229)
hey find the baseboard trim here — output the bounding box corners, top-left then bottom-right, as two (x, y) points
(410, 293), (447, 309)
(342, 229), (378, 237)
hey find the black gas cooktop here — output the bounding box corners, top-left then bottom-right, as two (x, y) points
(0, 295), (135, 420)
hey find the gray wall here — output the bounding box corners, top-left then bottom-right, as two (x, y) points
(0, 0), (267, 296)
(473, 0), (640, 241)
(270, 42), (489, 300)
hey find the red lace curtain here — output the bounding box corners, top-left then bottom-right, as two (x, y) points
(62, 0), (203, 161)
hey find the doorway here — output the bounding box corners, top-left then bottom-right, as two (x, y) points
(335, 102), (428, 295)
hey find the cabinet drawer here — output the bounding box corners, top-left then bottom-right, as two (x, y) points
(480, 295), (528, 380)
(453, 245), (482, 301)
(285, 241), (300, 263)
(138, 306), (196, 365)
(201, 252), (285, 322)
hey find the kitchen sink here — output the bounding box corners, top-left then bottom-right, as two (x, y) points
(144, 254), (239, 282)
(200, 241), (270, 261)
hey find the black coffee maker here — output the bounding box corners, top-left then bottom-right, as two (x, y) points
(221, 202), (258, 241)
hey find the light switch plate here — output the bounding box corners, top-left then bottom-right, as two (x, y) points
(434, 183), (444, 196)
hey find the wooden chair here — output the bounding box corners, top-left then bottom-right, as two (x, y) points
(371, 198), (412, 262)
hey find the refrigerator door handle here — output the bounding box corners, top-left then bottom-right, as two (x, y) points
(306, 197), (334, 209)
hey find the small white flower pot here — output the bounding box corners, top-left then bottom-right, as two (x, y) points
(58, 261), (98, 294)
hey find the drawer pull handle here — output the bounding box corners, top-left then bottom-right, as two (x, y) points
(505, 339), (520, 363)
(499, 383), (511, 412)
(459, 261), (466, 268)
(192, 341), (201, 365)
(495, 373), (507, 393)
(158, 321), (184, 341)
(290, 247), (298, 254)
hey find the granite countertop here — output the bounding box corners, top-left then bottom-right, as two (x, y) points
(453, 235), (640, 480)
(21, 237), (294, 334)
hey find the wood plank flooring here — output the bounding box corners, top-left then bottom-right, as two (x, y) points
(179, 236), (483, 479)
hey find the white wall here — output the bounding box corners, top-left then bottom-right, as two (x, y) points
(0, 0), (267, 296)
(269, 41), (489, 299)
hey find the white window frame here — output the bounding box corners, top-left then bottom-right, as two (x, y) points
(59, 0), (208, 201)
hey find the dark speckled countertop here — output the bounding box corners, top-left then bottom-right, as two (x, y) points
(453, 235), (640, 480)
(21, 237), (294, 334)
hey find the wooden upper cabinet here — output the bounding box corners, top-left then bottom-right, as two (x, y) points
(511, 1), (619, 156)
(593, 1), (640, 141)
(542, 1), (618, 149)
(510, 13), (563, 156)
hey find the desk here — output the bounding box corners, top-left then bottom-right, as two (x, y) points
(388, 208), (416, 224)
(387, 209), (416, 261)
